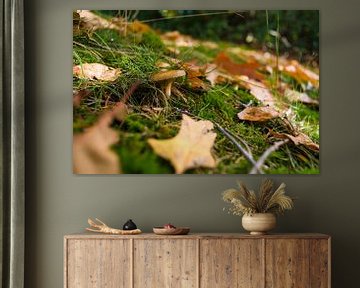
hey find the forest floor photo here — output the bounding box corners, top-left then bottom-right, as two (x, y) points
(73, 10), (319, 174)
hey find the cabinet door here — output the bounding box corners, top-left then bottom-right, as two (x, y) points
(200, 239), (264, 288)
(66, 239), (131, 288)
(265, 239), (311, 288)
(134, 239), (198, 288)
(309, 239), (330, 288)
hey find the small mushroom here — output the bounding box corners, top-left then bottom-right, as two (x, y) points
(150, 70), (186, 97)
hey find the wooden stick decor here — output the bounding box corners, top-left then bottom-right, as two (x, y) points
(86, 218), (142, 235)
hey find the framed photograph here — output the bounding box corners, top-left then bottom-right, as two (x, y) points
(73, 10), (319, 174)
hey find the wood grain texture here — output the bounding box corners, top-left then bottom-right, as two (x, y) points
(265, 239), (310, 288)
(200, 239), (264, 288)
(133, 239), (197, 288)
(64, 234), (330, 288)
(66, 239), (131, 288)
(310, 239), (330, 288)
(65, 233), (330, 240)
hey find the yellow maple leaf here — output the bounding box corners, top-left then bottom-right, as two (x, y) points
(148, 114), (217, 174)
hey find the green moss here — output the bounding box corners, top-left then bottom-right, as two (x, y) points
(140, 32), (166, 51)
(73, 113), (98, 132)
(114, 133), (173, 173)
(93, 29), (124, 48)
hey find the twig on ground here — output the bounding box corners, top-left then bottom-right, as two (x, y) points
(250, 139), (289, 174)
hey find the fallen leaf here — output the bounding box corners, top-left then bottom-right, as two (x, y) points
(237, 76), (276, 107)
(228, 47), (319, 88)
(238, 106), (280, 122)
(73, 102), (127, 174)
(204, 64), (233, 86)
(215, 52), (265, 81)
(281, 60), (319, 88)
(284, 89), (319, 105)
(73, 63), (121, 81)
(127, 20), (151, 34)
(200, 41), (219, 49)
(77, 10), (120, 31)
(182, 62), (209, 90)
(147, 114), (217, 173)
(227, 47), (282, 67)
(161, 31), (199, 47)
(269, 130), (319, 152)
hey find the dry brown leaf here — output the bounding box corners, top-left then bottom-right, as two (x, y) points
(269, 130), (319, 152)
(147, 114), (217, 174)
(77, 10), (120, 31)
(73, 63), (121, 81)
(227, 47), (284, 67)
(281, 60), (319, 88)
(214, 52), (265, 81)
(127, 20), (151, 34)
(237, 76), (276, 107)
(238, 106), (280, 122)
(228, 47), (319, 88)
(182, 62), (209, 90)
(73, 103), (127, 174)
(204, 64), (233, 86)
(284, 89), (319, 105)
(161, 31), (199, 47)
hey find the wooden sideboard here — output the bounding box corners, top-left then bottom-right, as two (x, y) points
(64, 233), (330, 288)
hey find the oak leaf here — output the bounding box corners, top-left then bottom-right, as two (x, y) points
(147, 114), (217, 174)
(73, 63), (121, 81)
(238, 106), (280, 122)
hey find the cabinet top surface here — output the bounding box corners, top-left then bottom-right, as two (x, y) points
(64, 232), (330, 240)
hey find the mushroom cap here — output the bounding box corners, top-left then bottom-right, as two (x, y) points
(150, 69), (186, 81)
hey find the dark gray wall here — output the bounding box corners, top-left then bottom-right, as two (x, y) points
(24, 0), (360, 287)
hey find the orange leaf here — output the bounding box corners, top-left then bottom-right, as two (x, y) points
(238, 106), (280, 122)
(214, 52), (265, 81)
(182, 62), (209, 90)
(148, 114), (217, 174)
(282, 60), (319, 88)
